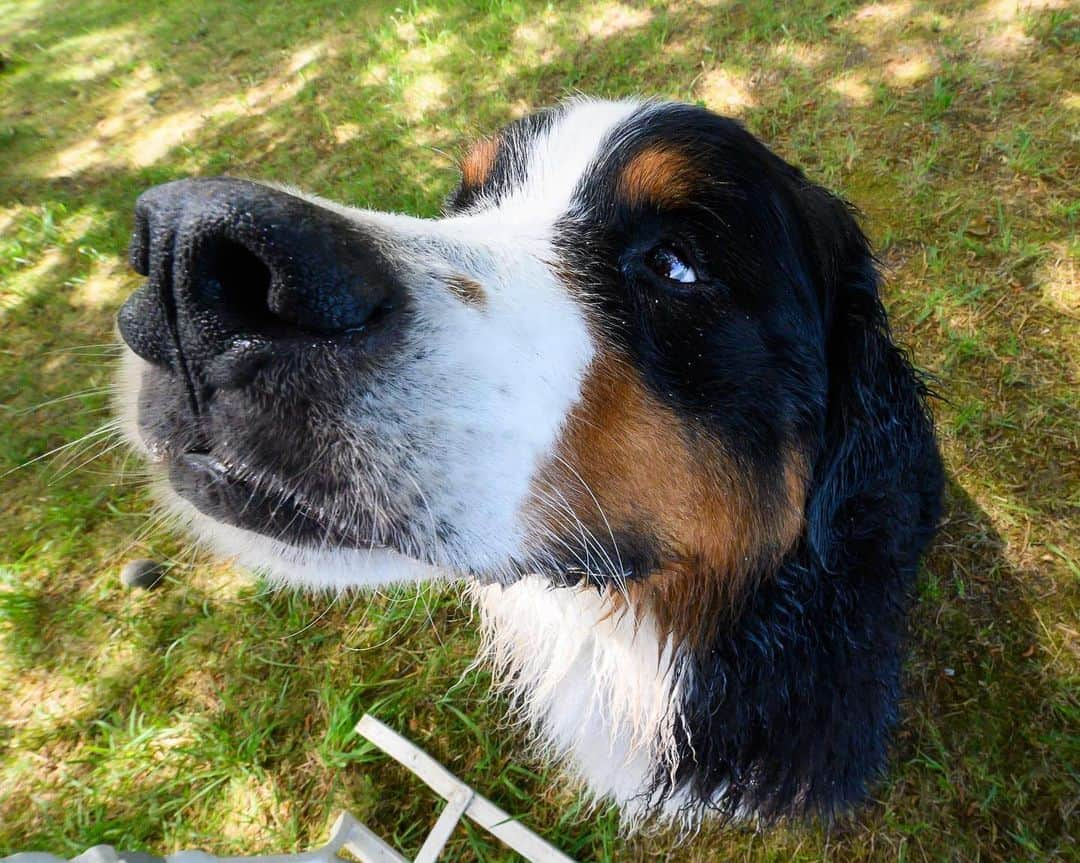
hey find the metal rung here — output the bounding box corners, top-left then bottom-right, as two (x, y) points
(2, 714), (577, 863)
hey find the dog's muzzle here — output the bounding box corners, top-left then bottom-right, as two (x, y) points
(117, 178), (404, 541)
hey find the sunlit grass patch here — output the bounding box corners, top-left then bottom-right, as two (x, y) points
(1, 0), (1077, 860)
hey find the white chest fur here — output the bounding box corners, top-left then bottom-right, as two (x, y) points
(470, 577), (693, 827)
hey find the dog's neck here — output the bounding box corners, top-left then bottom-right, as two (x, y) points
(470, 576), (695, 827)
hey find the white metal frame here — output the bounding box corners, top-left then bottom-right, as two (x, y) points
(1, 714), (577, 863)
(352, 715), (576, 862)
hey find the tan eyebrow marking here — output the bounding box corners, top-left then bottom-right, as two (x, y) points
(445, 274), (487, 308)
(460, 136), (500, 188)
(618, 145), (700, 209)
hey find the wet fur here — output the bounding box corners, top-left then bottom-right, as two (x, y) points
(118, 98), (943, 828)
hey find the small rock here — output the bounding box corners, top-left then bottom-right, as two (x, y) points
(120, 558), (166, 590)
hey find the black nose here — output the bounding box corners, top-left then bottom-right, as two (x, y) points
(118, 177), (400, 389)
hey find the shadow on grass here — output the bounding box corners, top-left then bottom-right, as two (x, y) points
(2, 0), (1077, 860)
(2, 465), (1073, 860)
(881, 481), (1075, 858)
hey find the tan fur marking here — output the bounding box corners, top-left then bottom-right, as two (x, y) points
(535, 352), (807, 645)
(445, 274), (487, 308)
(618, 145), (700, 209)
(461, 136), (499, 188)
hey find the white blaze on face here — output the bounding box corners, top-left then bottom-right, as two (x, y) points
(117, 99), (698, 820)
(499, 97), (645, 222)
(119, 98), (646, 588)
(337, 98), (644, 577)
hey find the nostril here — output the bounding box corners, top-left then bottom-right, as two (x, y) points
(198, 238), (277, 329)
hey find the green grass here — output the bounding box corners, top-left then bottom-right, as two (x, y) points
(1, 0), (1077, 860)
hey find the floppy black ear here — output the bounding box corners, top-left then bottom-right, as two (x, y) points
(795, 184), (943, 571)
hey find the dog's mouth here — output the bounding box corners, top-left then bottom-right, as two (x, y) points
(166, 448), (375, 550)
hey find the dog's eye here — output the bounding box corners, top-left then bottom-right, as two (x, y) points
(646, 245), (697, 284)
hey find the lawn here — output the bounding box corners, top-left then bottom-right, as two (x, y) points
(0, 0), (1077, 860)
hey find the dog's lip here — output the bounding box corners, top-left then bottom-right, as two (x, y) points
(166, 448), (379, 550)
(176, 450), (229, 480)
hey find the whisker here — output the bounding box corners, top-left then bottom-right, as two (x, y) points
(530, 498), (631, 605)
(533, 480), (624, 588)
(51, 436), (128, 483)
(2, 420), (122, 479)
(42, 343), (127, 355)
(344, 584), (425, 652)
(110, 508), (179, 565)
(548, 453), (627, 588)
(282, 589), (342, 640)
(50, 423), (124, 473)
(5, 386), (113, 416)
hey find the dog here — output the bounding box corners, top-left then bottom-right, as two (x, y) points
(115, 98), (944, 828)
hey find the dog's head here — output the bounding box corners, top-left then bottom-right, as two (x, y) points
(118, 98), (888, 634)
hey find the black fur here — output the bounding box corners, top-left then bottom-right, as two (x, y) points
(670, 200), (943, 822)
(549, 103), (944, 819)
(121, 100), (943, 824)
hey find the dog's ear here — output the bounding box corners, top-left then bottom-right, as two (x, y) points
(795, 183), (940, 568)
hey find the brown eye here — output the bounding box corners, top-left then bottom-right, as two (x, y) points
(646, 245), (697, 284)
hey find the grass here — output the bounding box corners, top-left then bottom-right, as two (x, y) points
(0, 0), (1077, 860)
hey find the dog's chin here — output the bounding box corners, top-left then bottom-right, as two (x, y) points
(167, 450), (375, 551)
(154, 464), (449, 592)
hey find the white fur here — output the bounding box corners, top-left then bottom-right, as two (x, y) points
(119, 97), (645, 587)
(118, 98), (699, 818)
(495, 97), (642, 221)
(473, 577), (694, 828)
